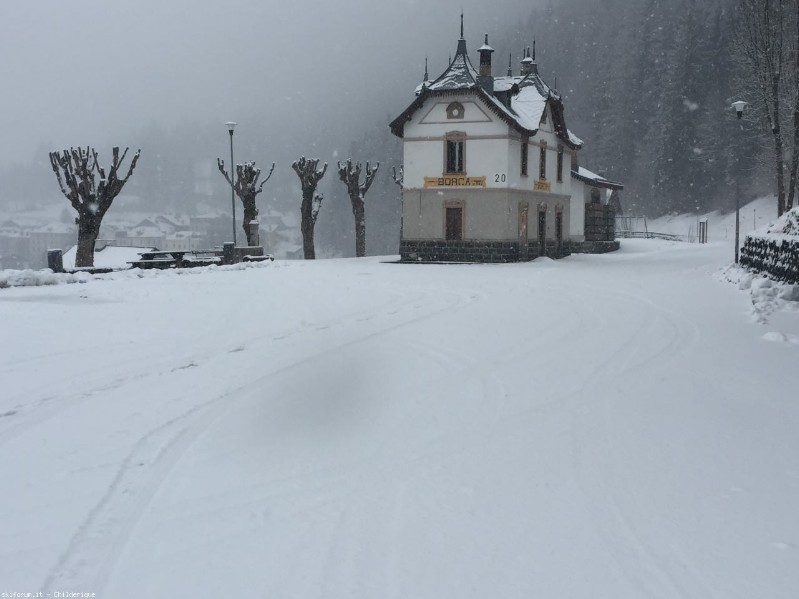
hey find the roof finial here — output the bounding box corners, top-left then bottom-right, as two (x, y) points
(460, 10), (464, 39)
(424, 56), (429, 81)
(533, 39), (536, 62)
(507, 53), (512, 76)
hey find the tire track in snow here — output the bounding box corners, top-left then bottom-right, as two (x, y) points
(41, 389), (237, 592)
(44, 279), (483, 596)
(563, 284), (718, 599)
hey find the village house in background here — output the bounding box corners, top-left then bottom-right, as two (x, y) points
(390, 20), (622, 262)
(0, 206), (303, 269)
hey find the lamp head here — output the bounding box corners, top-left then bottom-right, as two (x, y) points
(731, 101), (748, 119)
(225, 121), (237, 134)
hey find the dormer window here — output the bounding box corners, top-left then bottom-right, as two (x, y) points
(446, 102), (465, 120)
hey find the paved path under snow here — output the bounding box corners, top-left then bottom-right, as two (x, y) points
(1, 240), (797, 598)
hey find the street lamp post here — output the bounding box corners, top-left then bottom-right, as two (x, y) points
(226, 121), (238, 246)
(731, 101), (747, 264)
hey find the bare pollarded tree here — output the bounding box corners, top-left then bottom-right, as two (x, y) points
(292, 157), (328, 259)
(217, 160), (275, 246)
(392, 165), (404, 240)
(49, 146), (141, 267)
(337, 159), (380, 257)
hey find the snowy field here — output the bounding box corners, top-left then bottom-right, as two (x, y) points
(1, 239), (798, 598)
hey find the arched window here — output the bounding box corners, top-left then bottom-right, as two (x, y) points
(446, 102), (465, 119)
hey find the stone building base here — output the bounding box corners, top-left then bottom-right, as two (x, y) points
(569, 240), (620, 254)
(400, 240), (577, 263)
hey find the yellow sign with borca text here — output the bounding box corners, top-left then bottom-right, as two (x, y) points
(424, 176), (486, 188)
(534, 179), (551, 192)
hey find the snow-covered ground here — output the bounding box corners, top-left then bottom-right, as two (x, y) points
(647, 195), (781, 243)
(1, 239), (798, 598)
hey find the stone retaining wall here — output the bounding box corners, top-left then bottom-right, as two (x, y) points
(399, 240), (574, 263)
(740, 235), (799, 284)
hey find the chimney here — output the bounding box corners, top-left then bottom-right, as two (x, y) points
(477, 33), (495, 94)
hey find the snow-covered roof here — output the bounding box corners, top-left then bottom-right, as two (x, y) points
(427, 39), (480, 92)
(567, 129), (584, 146)
(392, 34), (581, 150)
(508, 86), (547, 130)
(571, 166), (624, 190)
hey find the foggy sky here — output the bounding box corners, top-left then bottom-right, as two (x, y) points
(0, 0), (535, 168)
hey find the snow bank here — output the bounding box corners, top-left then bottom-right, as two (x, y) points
(0, 268), (92, 289)
(718, 263), (799, 323)
(0, 260), (278, 289)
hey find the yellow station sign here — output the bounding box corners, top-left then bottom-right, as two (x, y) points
(424, 176), (486, 188)
(534, 179), (551, 192)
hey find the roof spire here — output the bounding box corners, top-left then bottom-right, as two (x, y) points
(533, 39), (536, 62)
(507, 53), (513, 76)
(424, 56), (429, 81)
(460, 10), (464, 39)
(520, 46), (534, 76)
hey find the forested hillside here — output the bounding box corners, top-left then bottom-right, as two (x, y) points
(511, 0), (765, 216)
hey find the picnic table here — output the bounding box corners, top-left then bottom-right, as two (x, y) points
(128, 250), (221, 269)
(128, 250), (190, 269)
(128, 248), (273, 269)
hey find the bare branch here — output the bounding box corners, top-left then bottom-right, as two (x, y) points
(391, 165), (404, 188)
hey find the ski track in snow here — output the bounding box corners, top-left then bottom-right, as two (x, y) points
(565, 286), (712, 599)
(39, 279), (484, 594)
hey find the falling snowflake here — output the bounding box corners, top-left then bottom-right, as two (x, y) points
(683, 99), (700, 111)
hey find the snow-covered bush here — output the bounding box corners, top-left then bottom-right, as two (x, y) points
(740, 207), (799, 284)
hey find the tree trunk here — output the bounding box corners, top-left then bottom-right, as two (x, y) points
(354, 198), (366, 257)
(242, 197), (258, 246)
(789, 0), (799, 211)
(300, 190), (316, 260)
(75, 214), (100, 268)
(772, 76), (787, 216)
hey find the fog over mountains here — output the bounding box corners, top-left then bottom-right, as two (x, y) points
(0, 0), (769, 256)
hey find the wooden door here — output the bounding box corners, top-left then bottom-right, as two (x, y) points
(556, 211), (563, 255)
(518, 202), (529, 260)
(446, 206), (463, 241)
(538, 210), (546, 256)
